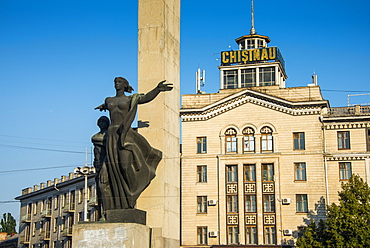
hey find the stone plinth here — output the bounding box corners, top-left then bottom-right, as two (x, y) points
(72, 222), (150, 248)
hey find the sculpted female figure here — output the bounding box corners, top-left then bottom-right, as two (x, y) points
(95, 77), (172, 211)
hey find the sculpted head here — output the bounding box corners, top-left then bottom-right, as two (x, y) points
(97, 116), (110, 130)
(114, 77), (134, 93)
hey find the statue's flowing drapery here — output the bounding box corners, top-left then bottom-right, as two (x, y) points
(99, 94), (162, 210)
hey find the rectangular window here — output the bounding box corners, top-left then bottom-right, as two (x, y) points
(228, 226), (239, 244)
(197, 226), (208, 245)
(261, 133), (273, 151)
(245, 226), (257, 244)
(247, 39), (255, 49)
(367, 128), (370, 151)
(227, 195), (238, 213)
(241, 68), (256, 87)
(32, 222), (36, 236)
(197, 196), (207, 213)
(196, 137), (207, 154)
(338, 131), (350, 149)
(53, 218), (58, 232)
(54, 196), (59, 210)
(224, 70), (238, 89)
(226, 135), (237, 153)
(262, 163), (274, 182)
(243, 134), (255, 152)
(264, 226), (276, 245)
(244, 164), (256, 182)
(259, 67), (275, 86)
(33, 202), (38, 215)
(197, 165), (207, 183)
(293, 132), (305, 150)
(227, 165), (238, 182)
(78, 189), (83, 203)
(245, 195), (256, 212)
(296, 194), (308, 213)
(339, 162), (352, 180)
(263, 195), (275, 212)
(295, 162), (307, 181)
(70, 190), (75, 211)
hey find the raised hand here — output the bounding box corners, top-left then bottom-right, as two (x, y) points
(157, 80), (173, 92)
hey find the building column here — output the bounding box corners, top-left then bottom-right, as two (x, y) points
(137, 0), (180, 247)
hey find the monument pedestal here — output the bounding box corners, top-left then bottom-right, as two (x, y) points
(72, 222), (150, 248)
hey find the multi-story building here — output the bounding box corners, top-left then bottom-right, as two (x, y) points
(15, 172), (98, 248)
(179, 29), (370, 247)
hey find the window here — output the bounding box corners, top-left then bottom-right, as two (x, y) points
(78, 189), (83, 203)
(224, 70), (238, 89)
(259, 67), (275, 86)
(196, 137), (207, 154)
(264, 226), (276, 244)
(53, 218), (58, 232)
(227, 195), (238, 213)
(197, 226), (208, 245)
(257, 39), (264, 48)
(295, 162), (307, 181)
(247, 39), (255, 49)
(367, 128), (370, 151)
(339, 162), (352, 180)
(33, 202), (38, 215)
(197, 165), (207, 183)
(262, 163), (274, 182)
(243, 127), (255, 152)
(197, 196), (207, 213)
(228, 226), (239, 244)
(245, 195), (256, 212)
(225, 128), (237, 153)
(246, 226), (257, 244)
(338, 131), (350, 149)
(293, 132), (305, 150)
(32, 222), (36, 236)
(54, 196), (59, 210)
(70, 191), (75, 210)
(244, 164), (256, 182)
(263, 195), (275, 212)
(241, 69), (256, 87)
(226, 165), (238, 182)
(261, 126), (273, 152)
(296, 194), (308, 213)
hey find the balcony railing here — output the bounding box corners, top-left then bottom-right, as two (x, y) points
(327, 105), (370, 117)
(88, 196), (98, 206)
(63, 204), (75, 212)
(19, 235), (30, 244)
(21, 214), (31, 222)
(61, 227), (73, 237)
(41, 209), (52, 218)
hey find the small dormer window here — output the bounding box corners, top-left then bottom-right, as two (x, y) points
(257, 39), (264, 48)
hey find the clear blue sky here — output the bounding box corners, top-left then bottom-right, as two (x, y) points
(1, 0), (369, 225)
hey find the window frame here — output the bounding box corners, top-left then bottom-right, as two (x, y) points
(294, 162), (307, 181)
(262, 163), (274, 182)
(226, 195), (238, 213)
(226, 165), (238, 182)
(196, 137), (207, 154)
(337, 131), (350, 150)
(243, 127), (255, 153)
(241, 68), (256, 88)
(261, 126), (273, 152)
(259, 67), (275, 86)
(293, 132), (305, 150)
(244, 164), (256, 182)
(245, 226), (258, 245)
(227, 226), (239, 245)
(197, 165), (207, 183)
(225, 128), (237, 153)
(339, 162), (352, 181)
(264, 226), (276, 245)
(197, 196), (207, 214)
(245, 195), (256, 213)
(296, 194), (308, 213)
(263, 194), (275, 213)
(224, 70), (238, 89)
(197, 226), (208, 245)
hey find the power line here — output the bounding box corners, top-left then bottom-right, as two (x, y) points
(322, 89), (370, 93)
(0, 144), (91, 154)
(0, 134), (88, 144)
(0, 165), (80, 174)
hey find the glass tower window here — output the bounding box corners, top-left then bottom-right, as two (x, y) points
(224, 70), (238, 89)
(259, 67), (275, 86)
(241, 69), (256, 88)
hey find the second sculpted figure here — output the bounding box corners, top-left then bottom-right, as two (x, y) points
(94, 77), (173, 215)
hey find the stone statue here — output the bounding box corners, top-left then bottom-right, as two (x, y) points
(94, 77), (172, 217)
(91, 116), (110, 219)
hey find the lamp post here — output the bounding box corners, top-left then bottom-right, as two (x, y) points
(74, 166), (95, 221)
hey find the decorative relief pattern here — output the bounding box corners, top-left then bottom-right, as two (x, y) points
(227, 184), (238, 194)
(327, 155), (370, 161)
(245, 183), (256, 193)
(264, 215), (275, 225)
(227, 215), (239, 225)
(324, 122), (370, 130)
(181, 91), (325, 122)
(245, 215), (257, 225)
(262, 183), (274, 193)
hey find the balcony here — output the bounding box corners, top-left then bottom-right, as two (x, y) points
(19, 235), (30, 244)
(41, 209), (52, 218)
(39, 231), (51, 240)
(327, 105), (370, 117)
(21, 214), (31, 223)
(61, 227), (73, 237)
(88, 196), (98, 206)
(63, 204), (75, 213)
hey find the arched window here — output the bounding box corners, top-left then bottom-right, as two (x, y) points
(260, 126), (273, 152)
(243, 127), (255, 152)
(225, 128), (237, 153)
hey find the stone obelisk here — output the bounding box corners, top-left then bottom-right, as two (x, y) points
(137, 0), (180, 247)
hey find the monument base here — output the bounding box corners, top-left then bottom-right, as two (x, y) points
(106, 208), (146, 225)
(72, 222), (150, 248)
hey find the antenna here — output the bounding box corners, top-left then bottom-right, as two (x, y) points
(196, 68), (206, 94)
(250, 0), (256, 34)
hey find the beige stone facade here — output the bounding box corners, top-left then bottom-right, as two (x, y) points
(180, 33), (370, 247)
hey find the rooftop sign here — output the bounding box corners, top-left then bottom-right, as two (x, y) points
(221, 46), (285, 69)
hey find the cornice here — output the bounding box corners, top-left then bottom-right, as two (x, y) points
(326, 154), (370, 161)
(181, 90), (326, 122)
(324, 122), (370, 130)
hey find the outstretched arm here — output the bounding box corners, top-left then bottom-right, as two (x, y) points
(138, 80), (173, 104)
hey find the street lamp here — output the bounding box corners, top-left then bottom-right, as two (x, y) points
(74, 166), (95, 221)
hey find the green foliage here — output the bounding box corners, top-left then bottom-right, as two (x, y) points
(297, 175), (370, 248)
(0, 213), (16, 234)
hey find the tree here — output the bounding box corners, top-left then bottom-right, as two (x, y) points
(297, 175), (370, 248)
(0, 213), (16, 235)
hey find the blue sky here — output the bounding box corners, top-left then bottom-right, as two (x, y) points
(1, 0), (369, 225)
